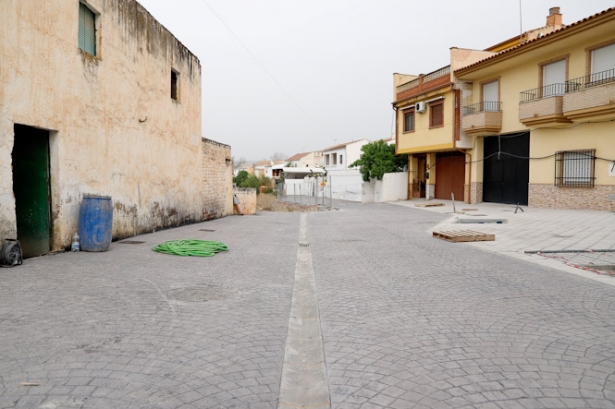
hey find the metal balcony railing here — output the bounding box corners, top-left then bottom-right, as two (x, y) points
(461, 101), (502, 116)
(568, 68), (615, 90)
(519, 83), (575, 102)
(519, 68), (615, 102)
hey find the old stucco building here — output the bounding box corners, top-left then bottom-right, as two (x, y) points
(201, 138), (233, 220)
(1, 0), (232, 257)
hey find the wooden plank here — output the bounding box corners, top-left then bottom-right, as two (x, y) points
(414, 202), (445, 208)
(432, 229), (495, 243)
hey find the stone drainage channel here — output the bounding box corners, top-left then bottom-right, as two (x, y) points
(278, 213), (331, 408)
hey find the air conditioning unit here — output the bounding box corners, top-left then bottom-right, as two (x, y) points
(415, 101), (426, 113)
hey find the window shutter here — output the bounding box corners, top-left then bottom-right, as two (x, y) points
(482, 81), (499, 105)
(430, 102), (443, 127)
(79, 3), (96, 56)
(542, 60), (566, 96)
(592, 43), (615, 75)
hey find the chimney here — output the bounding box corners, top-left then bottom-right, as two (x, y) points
(547, 7), (562, 26)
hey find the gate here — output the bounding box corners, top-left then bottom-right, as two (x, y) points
(483, 132), (529, 205)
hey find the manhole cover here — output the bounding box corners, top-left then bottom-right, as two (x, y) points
(167, 286), (237, 302)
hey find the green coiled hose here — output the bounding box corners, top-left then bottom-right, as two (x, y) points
(152, 239), (229, 257)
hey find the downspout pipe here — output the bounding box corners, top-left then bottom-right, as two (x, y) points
(392, 105), (399, 152)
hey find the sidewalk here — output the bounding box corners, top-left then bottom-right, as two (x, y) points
(391, 199), (615, 286)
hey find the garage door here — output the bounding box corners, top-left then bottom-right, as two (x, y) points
(435, 152), (465, 200)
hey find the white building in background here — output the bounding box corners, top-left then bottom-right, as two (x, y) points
(285, 151), (324, 168)
(322, 139), (370, 170)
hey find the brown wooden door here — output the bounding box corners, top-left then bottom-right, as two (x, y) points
(435, 153), (465, 200)
(411, 156), (427, 199)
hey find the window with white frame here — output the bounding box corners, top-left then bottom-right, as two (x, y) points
(78, 2), (97, 56)
(555, 149), (595, 187)
(542, 59), (566, 97)
(590, 43), (615, 83)
(482, 80), (499, 111)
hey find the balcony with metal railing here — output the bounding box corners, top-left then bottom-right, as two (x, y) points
(518, 68), (615, 125)
(461, 101), (502, 136)
(563, 68), (615, 120)
(518, 83), (575, 126)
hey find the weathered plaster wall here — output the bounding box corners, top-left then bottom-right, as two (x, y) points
(201, 138), (233, 220)
(1, 0), (203, 248)
(233, 188), (257, 215)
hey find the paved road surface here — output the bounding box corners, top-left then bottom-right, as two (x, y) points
(1, 202), (614, 408)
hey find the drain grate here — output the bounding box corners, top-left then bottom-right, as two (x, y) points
(199, 229), (216, 232)
(119, 241), (145, 244)
(299, 243), (310, 247)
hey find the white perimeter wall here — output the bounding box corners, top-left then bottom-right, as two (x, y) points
(282, 171), (408, 204)
(327, 169), (363, 202)
(362, 172), (408, 203)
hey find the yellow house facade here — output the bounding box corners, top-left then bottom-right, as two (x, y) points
(393, 49), (494, 202)
(456, 7), (615, 210)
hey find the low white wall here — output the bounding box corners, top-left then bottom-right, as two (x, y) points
(362, 172), (408, 203)
(327, 169), (363, 202)
(282, 171), (407, 203)
(283, 178), (319, 197)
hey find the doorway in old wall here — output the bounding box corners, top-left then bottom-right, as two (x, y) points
(12, 124), (52, 258)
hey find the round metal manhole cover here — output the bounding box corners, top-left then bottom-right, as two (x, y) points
(167, 286), (237, 302)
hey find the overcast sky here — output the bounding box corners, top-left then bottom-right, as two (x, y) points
(137, 0), (613, 162)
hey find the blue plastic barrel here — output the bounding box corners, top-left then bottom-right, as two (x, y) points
(78, 195), (113, 252)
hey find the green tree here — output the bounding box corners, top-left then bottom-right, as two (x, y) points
(241, 174), (261, 189)
(233, 170), (249, 186)
(259, 176), (271, 188)
(349, 140), (408, 182)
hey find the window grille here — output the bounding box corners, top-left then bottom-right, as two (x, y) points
(555, 149), (595, 187)
(78, 3), (96, 56)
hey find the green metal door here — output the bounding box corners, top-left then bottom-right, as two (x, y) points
(12, 125), (51, 258)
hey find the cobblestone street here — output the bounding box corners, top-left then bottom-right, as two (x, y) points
(1, 202), (615, 408)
